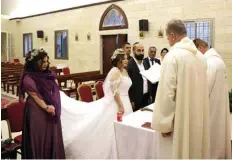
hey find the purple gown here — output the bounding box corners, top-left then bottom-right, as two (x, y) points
(20, 72), (65, 159)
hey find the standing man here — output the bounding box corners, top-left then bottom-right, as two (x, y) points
(123, 42), (132, 60)
(193, 38), (231, 159)
(143, 46), (161, 103)
(152, 19), (210, 159)
(127, 43), (149, 111)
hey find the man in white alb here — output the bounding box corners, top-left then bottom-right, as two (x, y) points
(152, 19), (210, 159)
(193, 38), (231, 159)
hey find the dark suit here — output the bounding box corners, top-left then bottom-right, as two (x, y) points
(127, 58), (149, 111)
(127, 55), (133, 60)
(143, 57), (161, 103)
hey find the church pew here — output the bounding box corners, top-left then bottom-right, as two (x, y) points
(52, 68), (63, 76)
(56, 71), (100, 88)
(73, 74), (106, 86)
(1, 67), (23, 93)
(5, 73), (21, 95)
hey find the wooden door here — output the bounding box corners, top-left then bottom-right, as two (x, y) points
(102, 35), (117, 75)
(102, 34), (127, 75)
(117, 34), (128, 48)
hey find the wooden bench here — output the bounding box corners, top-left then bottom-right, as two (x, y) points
(57, 71), (100, 88)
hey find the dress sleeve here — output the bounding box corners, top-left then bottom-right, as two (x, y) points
(23, 75), (43, 99)
(109, 68), (121, 96)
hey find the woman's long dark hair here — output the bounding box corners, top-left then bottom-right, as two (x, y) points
(160, 48), (169, 55)
(24, 49), (50, 72)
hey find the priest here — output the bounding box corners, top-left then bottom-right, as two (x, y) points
(151, 19), (210, 159)
(193, 38), (231, 159)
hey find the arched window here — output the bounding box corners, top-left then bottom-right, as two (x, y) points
(99, 4), (128, 31)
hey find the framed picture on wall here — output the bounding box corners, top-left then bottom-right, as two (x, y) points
(55, 30), (68, 60)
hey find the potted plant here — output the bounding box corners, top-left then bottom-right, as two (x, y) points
(158, 28), (164, 38)
(229, 89), (232, 112)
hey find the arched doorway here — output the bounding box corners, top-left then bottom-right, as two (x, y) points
(99, 4), (128, 74)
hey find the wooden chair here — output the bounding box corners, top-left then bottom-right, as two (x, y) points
(63, 67), (70, 75)
(94, 81), (104, 99)
(77, 84), (94, 102)
(6, 101), (25, 144)
(50, 66), (57, 70)
(13, 59), (20, 64)
(1, 107), (21, 159)
(1, 101), (25, 156)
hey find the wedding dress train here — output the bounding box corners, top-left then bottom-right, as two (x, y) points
(60, 67), (133, 158)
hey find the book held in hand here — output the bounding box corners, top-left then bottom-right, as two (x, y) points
(140, 63), (161, 84)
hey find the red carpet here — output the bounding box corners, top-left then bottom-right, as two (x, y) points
(1, 98), (10, 108)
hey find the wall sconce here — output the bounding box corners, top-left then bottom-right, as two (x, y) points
(75, 34), (79, 41)
(45, 36), (48, 42)
(139, 31), (144, 39)
(87, 33), (91, 41)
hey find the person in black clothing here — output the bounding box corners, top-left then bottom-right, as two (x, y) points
(127, 43), (149, 111)
(123, 42), (132, 60)
(160, 48), (169, 61)
(143, 46), (161, 103)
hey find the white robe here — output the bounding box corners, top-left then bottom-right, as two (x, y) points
(152, 37), (210, 159)
(205, 48), (231, 158)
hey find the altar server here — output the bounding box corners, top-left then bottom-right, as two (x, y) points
(193, 38), (231, 159)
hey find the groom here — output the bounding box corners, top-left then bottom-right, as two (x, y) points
(127, 42), (149, 111)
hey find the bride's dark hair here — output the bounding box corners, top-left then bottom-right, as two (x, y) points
(24, 49), (50, 72)
(112, 54), (125, 67)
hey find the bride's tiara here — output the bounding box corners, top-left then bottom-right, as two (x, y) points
(111, 48), (124, 60)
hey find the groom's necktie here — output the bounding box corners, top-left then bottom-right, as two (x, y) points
(151, 59), (154, 65)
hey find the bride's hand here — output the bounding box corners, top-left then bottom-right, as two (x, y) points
(119, 106), (124, 114)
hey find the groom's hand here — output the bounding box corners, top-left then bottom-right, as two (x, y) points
(131, 102), (135, 109)
(148, 96), (153, 104)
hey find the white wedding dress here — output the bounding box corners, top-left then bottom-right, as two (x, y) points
(60, 67), (133, 159)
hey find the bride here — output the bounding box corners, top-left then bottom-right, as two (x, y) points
(60, 48), (133, 158)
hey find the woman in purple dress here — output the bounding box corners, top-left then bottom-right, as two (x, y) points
(19, 49), (65, 159)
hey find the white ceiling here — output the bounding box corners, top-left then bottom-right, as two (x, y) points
(1, 0), (110, 18)
(1, 0), (20, 16)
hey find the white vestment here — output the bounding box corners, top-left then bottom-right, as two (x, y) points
(152, 37), (210, 159)
(205, 48), (231, 158)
